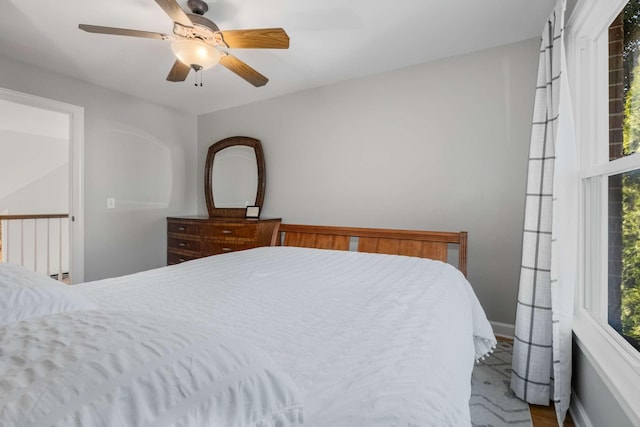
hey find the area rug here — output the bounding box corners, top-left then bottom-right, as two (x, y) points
(470, 340), (533, 426)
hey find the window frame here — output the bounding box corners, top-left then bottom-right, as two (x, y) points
(568, 0), (640, 423)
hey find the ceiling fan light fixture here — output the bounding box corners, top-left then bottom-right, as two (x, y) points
(171, 39), (220, 70)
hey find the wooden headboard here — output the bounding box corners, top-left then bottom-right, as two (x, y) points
(273, 224), (468, 277)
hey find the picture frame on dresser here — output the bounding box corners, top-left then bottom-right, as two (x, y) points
(245, 206), (260, 218)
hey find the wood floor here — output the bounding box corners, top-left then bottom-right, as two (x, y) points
(530, 403), (575, 426)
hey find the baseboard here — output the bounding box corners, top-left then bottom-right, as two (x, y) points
(490, 321), (515, 339)
(569, 390), (593, 427)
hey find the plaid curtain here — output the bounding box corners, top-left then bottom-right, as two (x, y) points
(511, 0), (574, 424)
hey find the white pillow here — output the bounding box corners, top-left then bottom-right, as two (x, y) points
(0, 262), (96, 325)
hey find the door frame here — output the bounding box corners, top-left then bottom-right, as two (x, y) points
(0, 87), (85, 283)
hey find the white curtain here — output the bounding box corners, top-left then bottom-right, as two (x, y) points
(510, 0), (577, 424)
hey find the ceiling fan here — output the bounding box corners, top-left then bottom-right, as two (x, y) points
(79, 0), (289, 87)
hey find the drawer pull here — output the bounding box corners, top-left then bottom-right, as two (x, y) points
(179, 242), (187, 247)
(222, 247), (232, 252)
(221, 230), (232, 235)
(178, 226), (186, 231)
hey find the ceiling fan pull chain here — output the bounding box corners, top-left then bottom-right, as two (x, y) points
(193, 69), (204, 87)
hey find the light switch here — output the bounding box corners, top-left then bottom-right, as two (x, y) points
(107, 198), (115, 209)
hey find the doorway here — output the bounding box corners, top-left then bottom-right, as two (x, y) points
(0, 88), (84, 283)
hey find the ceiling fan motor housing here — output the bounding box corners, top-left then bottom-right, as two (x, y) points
(187, 0), (208, 15)
(187, 14), (220, 32)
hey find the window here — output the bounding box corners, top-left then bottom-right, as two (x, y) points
(578, 0), (640, 359)
(570, 0), (640, 421)
(608, 0), (640, 352)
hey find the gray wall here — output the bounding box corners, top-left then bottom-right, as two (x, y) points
(572, 341), (637, 427)
(0, 54), (199, 281)
(197, 38), (540, 325)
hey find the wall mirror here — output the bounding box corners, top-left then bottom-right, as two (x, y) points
(204, 136), (265, 218)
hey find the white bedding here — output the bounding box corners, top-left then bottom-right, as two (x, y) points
(75, 246), (496, 426)
(0, 310), (304, 427)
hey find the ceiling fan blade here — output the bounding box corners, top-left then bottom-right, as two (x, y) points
(154, 0), (193, 27)
(219, 54), (268, 87)
(216, 28), (289, 49)
(79, 24), (170, 40)
(166, 60), (191, 82)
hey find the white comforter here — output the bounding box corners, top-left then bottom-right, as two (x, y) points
(0, 310), (304, 427)
(76, 246), (496, 426)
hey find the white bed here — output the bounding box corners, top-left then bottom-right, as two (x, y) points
(1, 224), (495, 427)
(72, 245), (495, 426)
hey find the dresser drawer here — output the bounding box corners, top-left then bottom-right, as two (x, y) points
(167, 217), (280, 266)
(167, 251), (197, 265)
(203, 240), (257, 255)
(168, 221), (201, 236)
(167, 236), (201, 253)
(203, 223), (258, 240)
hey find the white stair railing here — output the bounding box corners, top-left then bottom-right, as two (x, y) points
(0, 214), (70, 282)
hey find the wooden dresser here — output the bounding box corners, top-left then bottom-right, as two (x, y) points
(166, 216), (281, 265)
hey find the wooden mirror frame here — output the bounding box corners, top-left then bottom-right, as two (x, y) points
(204, 136), (266, 218)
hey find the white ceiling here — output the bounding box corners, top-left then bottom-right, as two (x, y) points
(0, 0), (555, 115)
